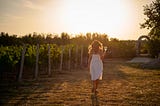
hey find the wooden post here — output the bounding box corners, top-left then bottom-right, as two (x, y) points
(68, 47), (71, 71)
(75, 45), (78, 69)
(80, 46), (83, 68)
(60, 46), (64, 71)
(158, 53), (160, 61)
(35, 44), (39, 79)
(48, 44), (51, 76)
(18, 44), (26, 82)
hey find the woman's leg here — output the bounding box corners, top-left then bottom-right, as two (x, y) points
(92, 80), (96, 93)
(95, 79), (99, 90)
(92, 79), (99, 93)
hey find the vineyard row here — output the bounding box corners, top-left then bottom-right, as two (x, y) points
(0, 44), (88, 81)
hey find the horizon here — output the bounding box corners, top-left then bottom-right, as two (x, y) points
(0, 0), (153, 40)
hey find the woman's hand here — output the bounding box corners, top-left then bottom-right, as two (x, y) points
(100, 51), (106, 60)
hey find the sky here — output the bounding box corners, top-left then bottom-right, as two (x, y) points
(0, 0), (153, 40)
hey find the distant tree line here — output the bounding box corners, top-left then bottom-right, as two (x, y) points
(0, 31), (137, 58)
(0, 32), (108, 46)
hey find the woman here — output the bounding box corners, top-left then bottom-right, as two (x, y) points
(88, 40), (105, 94)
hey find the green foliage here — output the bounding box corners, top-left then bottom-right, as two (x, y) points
(50, 44), (61, 68)
(0, 32), (109, 46)
(0, 46), (22, 71)
(148, 37), (160, 57)
(141, 0), (160, 37)
(141, 0), (160, 57)
(108, 40), (136, 58)
(0, 31), (139, 72)
(24, 45), (36, 67)
(0, 32), (22, 46)
(38, 44), (61, 68)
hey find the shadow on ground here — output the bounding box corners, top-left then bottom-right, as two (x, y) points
(0, 59), (160, 105)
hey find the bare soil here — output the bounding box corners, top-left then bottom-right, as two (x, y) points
(0, 60), (160, 106)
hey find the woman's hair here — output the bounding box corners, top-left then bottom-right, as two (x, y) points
(88, 40), (103, 54)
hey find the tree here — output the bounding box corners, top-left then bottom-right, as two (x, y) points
(61, 32), (70, 45)
(140, 0), (160, 38)
(140, 0), (160, 57)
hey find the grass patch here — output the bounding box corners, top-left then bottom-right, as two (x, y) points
(0, 60), (160, 105)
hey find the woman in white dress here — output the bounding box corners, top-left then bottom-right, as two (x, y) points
(88, 40), (105, 94)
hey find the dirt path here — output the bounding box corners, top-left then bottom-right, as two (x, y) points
(1, 60), (160, 106)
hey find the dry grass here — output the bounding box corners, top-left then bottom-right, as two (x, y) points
(0, 60), (160, 106)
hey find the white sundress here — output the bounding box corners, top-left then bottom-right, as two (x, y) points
(90, 54), (103, 81)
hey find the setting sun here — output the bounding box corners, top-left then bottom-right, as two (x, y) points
(43, 0), (134, 39)
(64, 0), (133, 35)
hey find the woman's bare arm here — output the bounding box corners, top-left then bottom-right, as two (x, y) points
(100, 50), (106, 60)
(88, 54), (92, 69)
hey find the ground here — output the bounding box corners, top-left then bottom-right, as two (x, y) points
(0, 59), (160, 106)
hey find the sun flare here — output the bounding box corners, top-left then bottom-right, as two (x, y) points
(44, 0), (134, 39)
